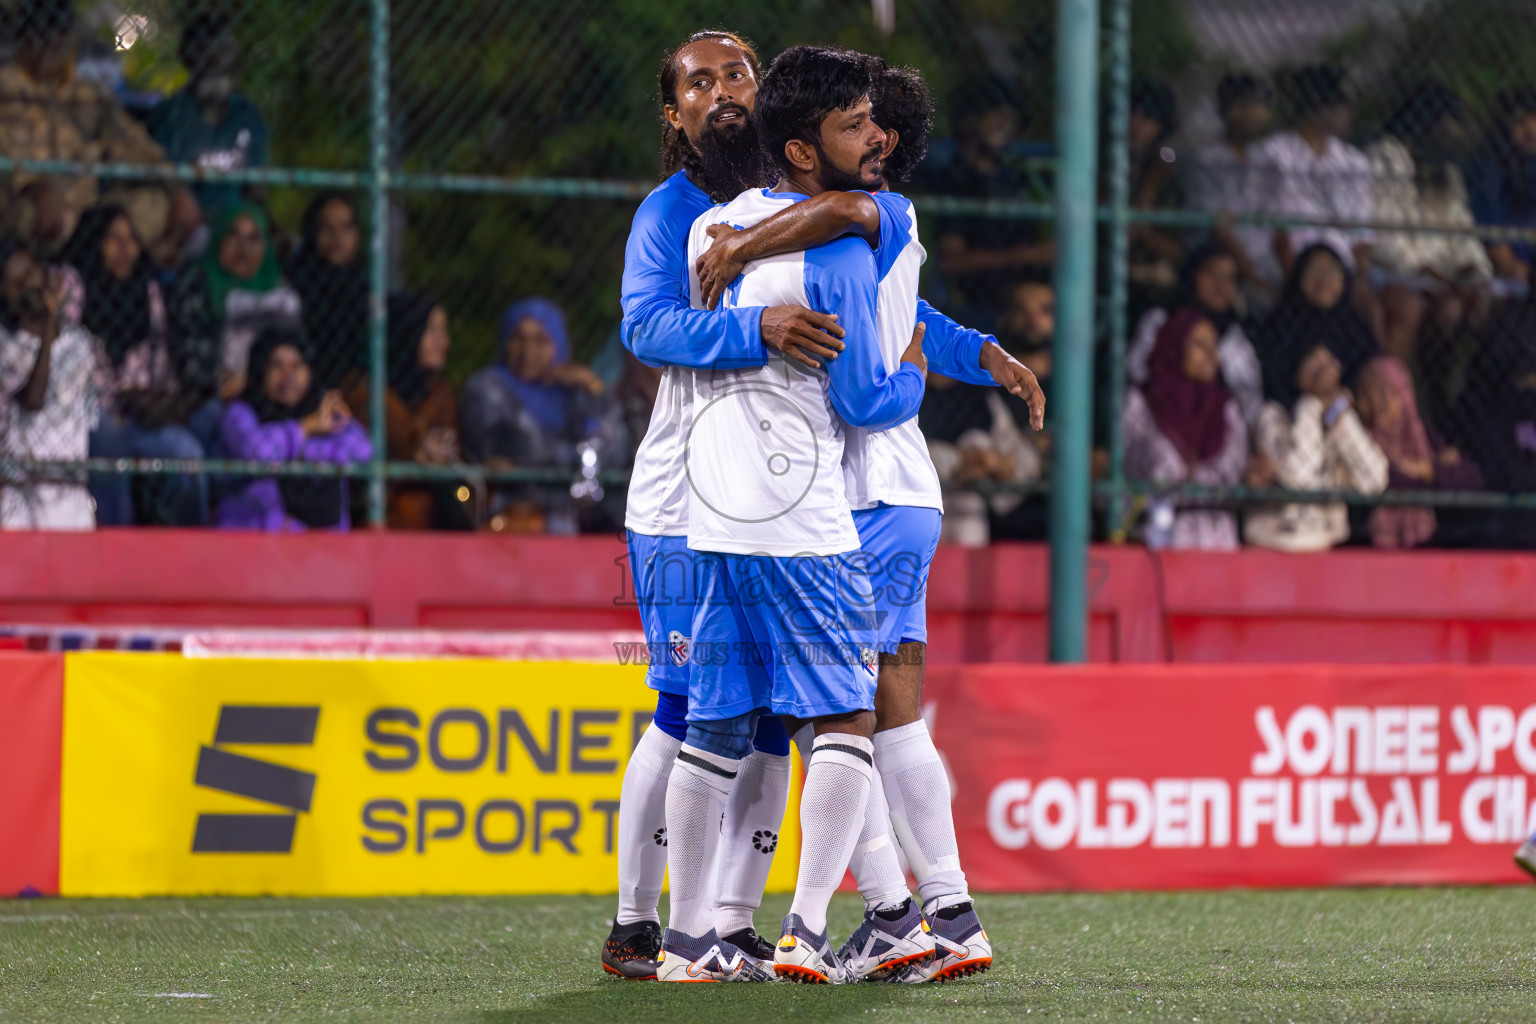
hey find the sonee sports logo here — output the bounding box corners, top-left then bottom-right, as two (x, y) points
(752, 829), (778, 854)
(191, 705), (320, 854)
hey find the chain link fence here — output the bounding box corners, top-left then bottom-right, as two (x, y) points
(2, 0), (1536, 548)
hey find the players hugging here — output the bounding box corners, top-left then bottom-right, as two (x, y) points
(604, 29), (1042, 985)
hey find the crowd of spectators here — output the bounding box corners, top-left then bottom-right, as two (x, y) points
(7, 0), (1536, 551)
(0, 1), (626, 535)
(919, 63), (1536, 551)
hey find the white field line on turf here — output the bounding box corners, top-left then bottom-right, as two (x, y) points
(143, 993), (217, 999)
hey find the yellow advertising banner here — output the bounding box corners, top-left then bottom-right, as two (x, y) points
(60, 653), (801, 896)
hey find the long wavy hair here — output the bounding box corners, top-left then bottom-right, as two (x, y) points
(657, 29), (762, 179)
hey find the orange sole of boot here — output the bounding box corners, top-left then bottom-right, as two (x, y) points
(931, 957), (993, 982)
(601, 962), (657, 981)
(775, 964), (829, 984)
(867, 949), (936, 978)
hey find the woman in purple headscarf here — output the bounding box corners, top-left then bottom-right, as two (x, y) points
(460, 297), (620, 533)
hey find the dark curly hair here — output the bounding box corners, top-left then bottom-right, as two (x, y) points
(657, 29), (762, 179)
(866, 57), (934, 183)
(754, 45), (873, 177)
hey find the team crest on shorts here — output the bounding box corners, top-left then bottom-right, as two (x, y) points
(860, 644), (878, 679)
(668, 630), (691, 666)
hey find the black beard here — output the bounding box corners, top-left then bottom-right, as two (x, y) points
(689, 119), (770, 202)
(813, 142), (883, 193)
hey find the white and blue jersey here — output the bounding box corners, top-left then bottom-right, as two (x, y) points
(851, 189), (999, 652)
(620, 171), (768, 694)
(622, 171), (768, 541)
(682, 187), (926, 557)
(848, 190), (996, 512)
(680, 187), (926, 720)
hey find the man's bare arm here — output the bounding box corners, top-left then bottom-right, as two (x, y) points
(696, 191), (882, 309)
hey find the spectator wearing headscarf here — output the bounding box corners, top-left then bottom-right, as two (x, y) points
(168, 201), (302, 447)
(1260, 244), (1379, 411)
(1247, 296), (1389, 552)
(286, 192), (366, 389)
(1122, 308), (1249, 550)
(1129, 245), (1264, 429)
(460, 298), (620, 534)
(62, 205), (207, 525)
(216, 327), (370, 532)
(1354, 355), (1482, 549)
(341, 292), (466, 530)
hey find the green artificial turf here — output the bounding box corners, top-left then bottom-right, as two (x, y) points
(1, 889), (1533, 1023)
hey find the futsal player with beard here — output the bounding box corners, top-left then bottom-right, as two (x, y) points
(692, 56), (1045, 983)
(665, 45), (934, 983)
(603, 30), (842, 981)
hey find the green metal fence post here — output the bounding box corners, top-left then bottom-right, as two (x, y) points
(1105, 0), (1131, 542)
(1049, 0), (1101, 663)
(366, 0), (390, 527)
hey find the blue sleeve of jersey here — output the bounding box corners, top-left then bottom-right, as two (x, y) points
(619, 193), (767, 370)
(869, 191), (915, 282)
(805, 238), (924, 431)
(916, 297), (996, 386)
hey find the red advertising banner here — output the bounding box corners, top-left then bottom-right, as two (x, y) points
(928, 664), (1536, 890)
(0, 653), (62, 896)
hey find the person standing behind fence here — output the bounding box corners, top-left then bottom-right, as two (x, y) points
(342, 293), (469, 531)
(148, 12), (269, 223)
(923, 74), (1053, 327)
(1124, 75), (1186, 316)
(1187, 73), (1279, 306)
(1257, 65), (1376, 325)
(216, 327), (370, 532)
(61, 205), (206, 525)
(1123, 308), (1249, 550)
(0, 237), (104, 529)
(1468, 87), (1536, 290)
(1366, 80), (1492, 363)
(168, 201), (301, 451)
(286, 193), (367, 389)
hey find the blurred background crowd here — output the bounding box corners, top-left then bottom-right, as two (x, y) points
(4, 0), (1536, 552)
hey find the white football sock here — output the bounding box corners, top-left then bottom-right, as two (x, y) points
(664, 744), (740, 938)
(788, 732), (874, 936)
(712, 749), (791, 937)
(614, 725), (682, 926)
(875, 720), (970, 908)
(849, 769), (911, 912)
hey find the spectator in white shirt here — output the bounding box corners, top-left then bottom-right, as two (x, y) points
(1187, 72), (1279, 305)
(1258, 65), (1377, 329)
(1366, 80), (1491, 361)
(0, 238), (105, 530)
